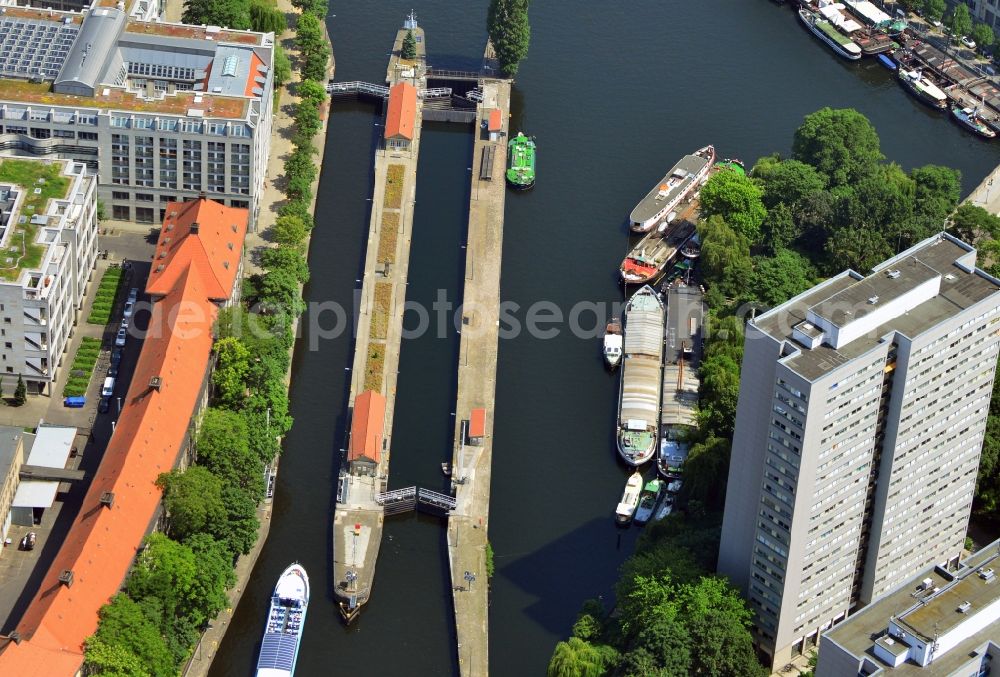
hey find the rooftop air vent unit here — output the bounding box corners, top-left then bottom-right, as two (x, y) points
(887, 269), (901, 279)
(921, 578), (933, 590)
(958, 601), (972, 613)
(99, 491), (114, 508)
(155, 264), (165, 273)
(980, 568), (996, 582)
(868, 295), (879, 304)
(58, 570), (74, 587)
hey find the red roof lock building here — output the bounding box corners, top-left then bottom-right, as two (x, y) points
(469, 408), (486, 446)
(384, 81), (417, 150)
(348, 390), (386, 476)
(0, 197), (247, 676)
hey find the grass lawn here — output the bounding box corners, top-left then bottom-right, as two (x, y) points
(370, 282), (392, 340)
(62, 337), (102, 397)
(363, 343), (384, 392)
(87, 267), (124, 325)
(377, 213), (399, 263)
(384, 164), (404, 210)
(0, 159), (70, 282)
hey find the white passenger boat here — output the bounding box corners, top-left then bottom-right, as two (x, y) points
(256, 563), (310, 677)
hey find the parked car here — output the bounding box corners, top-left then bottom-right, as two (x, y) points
(114, 328), (127, 347)
(128, 287), (138, 302)
(20, 532), (35, 551)
(111, 347), (123, 366)
(98, 396), (110, 414)
(962, 35), (977, 49)
(107, 363), (119, 378)
(123, 300), (135, 319)
(120, 316), (130, 330)
(101, 376), (115, 397)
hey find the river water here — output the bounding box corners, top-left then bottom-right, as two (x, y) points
(210, 2), (1000, 675)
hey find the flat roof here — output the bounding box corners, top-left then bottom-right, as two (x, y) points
(754, 234), (1000, 381)
(824, 543), (1000, 675)
(12, 480), (57, 508)
(0, 78), (249, 118)
(25, 425), (75, 469)
(0, 426), (22, 484)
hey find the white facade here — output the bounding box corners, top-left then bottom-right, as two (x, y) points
(0, 158), (98, 393)
(719, 234), (1000, 671)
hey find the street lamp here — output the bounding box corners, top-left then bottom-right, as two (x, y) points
(116, 397), (121, 415)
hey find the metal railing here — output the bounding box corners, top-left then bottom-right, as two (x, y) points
(326, 81), (390, 97)
(425, 67), (482, 80)
(417, 488), (457, 512)
(419, 87), (452, 99)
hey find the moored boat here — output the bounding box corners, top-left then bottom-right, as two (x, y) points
(615, 471), (644, 525)
(617, 286), (664, 466)
(898, 68), (948, 110)
(505, 132), (535, 190)
(620, 220), (696, 284)
(657, 438), (690, 479)
(653, 494), (673, 521)
(797, 7), (862, 60)
(629, 145), (714, 232)
(633, 478), (664, 525)
(604, 319), (623, 368)
(878, 53), (897, 70)
(256, 563), (309, 677)
(951, 105), (997, 139)
(714, 158), (745, 175)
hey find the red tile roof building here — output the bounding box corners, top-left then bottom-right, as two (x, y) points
(0, 198), (247, 676)
(348, 390), (385, 474)
(384, 82), (417, 146)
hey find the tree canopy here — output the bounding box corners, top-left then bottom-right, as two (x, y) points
(949, 2), (973, 39)
(401, 29), (417, 59)
(699, 170), (767, 243)
(488, 0), (531, 76)
(182, 0), (251, 30)
(792, 107), (884, 187)
(924, 0), (946, 23)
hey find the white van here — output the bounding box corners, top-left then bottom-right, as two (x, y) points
(101, 377), (115, 397)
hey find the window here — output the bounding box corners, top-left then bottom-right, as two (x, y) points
(5, 368), (11, 374)
(30, 128), (50, 139)
(53, 129), (75, 139)
(112, 205), (130, 220)
(135, 207), (154, 223)
(230, 199), (249, 209)
(160, 195), (176, 203)
(4, 343), (11, 349)
(110, 116), (129, 128)
(208, 122), (227, 135)
(136, 193), (154, 202)
(78, 132), (98, 141)
(6, 126), (26, 135)
(112, 191), (129, 201)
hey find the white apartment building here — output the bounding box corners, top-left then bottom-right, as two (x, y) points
(718, 233), (1000, 671)
(0, 157), (98, 394)
(0, 5), (275, 228)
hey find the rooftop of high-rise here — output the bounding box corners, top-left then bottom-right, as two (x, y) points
(752, 233), (1000, 381)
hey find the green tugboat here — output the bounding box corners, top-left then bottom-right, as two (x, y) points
(505, 132), (535, 190)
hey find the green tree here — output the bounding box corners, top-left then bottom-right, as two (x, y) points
(296, 13), (330, 82)
(212, 336), (252, 408)
(911, 164), (961, 226)
(182, 0), (251, 30)
(12, 375), (25, 406)
(924, 0), (946, 23)
(88, 594), (175, 677)
(972, 22), (995, 50)
(297, 79), (327, 105)
(949, 203), (1000, 243)
(680, 577), (765, 676)
(258, 267), (305, 315)
(824, 226), (893, 273)
(792, 107), (884, 187)
(751, 248), (816, 308)
(759, 203), (800, 254)
(221, 484), (261, 555)
(156, 466), (227, 542)
(83, 636), (151, 677)
(547, 636), (617, 677)
(250, 0), (286, 34)
(273, 44), (291, 88)
(271, 214), (309, 247)
(699, 357), (741, 440)
(698, 167), (767, 243)
(949, 3), (973, 39)
(976, 372), (1000, 511)
(488, 0), (531, 76)
(401, 29), (417, 59)
(261, 245), (311, 283)
(750, 155), (827, 210)
(698, 216), (753, 299)
(197, 408), (265, 500)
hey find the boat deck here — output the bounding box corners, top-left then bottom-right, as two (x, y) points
(661, 284), (704, 428)
(622, 218), (697, 281)
(629, 153), (711, 226)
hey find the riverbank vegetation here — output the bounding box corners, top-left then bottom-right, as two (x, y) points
(487, 0), (530, 76)
(83, 3), (331, 672)
(549, 106), (984, 676)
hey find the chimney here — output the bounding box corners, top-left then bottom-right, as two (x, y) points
(58, 570), (74, 587)
(99, 490), (114, 509)
(190, 222), (199, 234)
(149, 376), (162, 391)
(198, 191), (207, 200)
